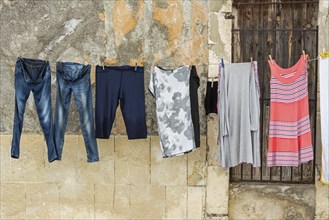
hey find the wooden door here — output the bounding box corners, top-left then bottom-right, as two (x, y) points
(230, 0), (318, 183)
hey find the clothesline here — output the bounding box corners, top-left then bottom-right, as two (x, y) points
(1, 59), (318, 66)
(0, 55), (319, 69)
(1, 55), (216, 66)
(2, 61), (216, 68)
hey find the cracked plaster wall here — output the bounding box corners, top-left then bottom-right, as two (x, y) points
(0, 0), (208, 135)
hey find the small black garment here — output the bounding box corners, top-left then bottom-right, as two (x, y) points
(204, 81), (218, 115)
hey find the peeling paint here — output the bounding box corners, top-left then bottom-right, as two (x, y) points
(113, 1), (138, 45)
(39, 18), (83, 59)
(98, 12), (105, 22)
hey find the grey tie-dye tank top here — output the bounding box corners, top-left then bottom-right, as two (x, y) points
(149, 65), (196, 157)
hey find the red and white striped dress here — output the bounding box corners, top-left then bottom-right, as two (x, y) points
(267, 56), (313, 167)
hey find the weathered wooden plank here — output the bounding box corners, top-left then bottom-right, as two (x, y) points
(302, 101), (317, 181)
(282, 166), (292, 181)
(230, 2), (241, 181)
(262, 101), (271, 181)
(240, 3), (254, 180)
(304, 31), (318, 99)
(263, 2), (276, 100)
(250, 3), (264, 181)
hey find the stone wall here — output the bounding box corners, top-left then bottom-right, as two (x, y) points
(0, 0), (208, 135)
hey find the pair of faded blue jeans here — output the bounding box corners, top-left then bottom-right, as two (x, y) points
(11, 58), (58, 162)
(11, 58), (99, 162)
(54, 61), (99, 162)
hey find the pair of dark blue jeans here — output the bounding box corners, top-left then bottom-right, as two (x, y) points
(11, 58), (99, 162)
(11, 58), (58, 162)
(54, 62), (99, 162)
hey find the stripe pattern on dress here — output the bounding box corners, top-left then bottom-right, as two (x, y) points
(270, 73), (308, 103)
(267, 146), (313, 166)
(269, 115), (311, 138)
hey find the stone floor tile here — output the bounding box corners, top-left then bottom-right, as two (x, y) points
(111, 184), (131, 218)
(114, 108), (126, 135)
(1, 183), (26, 219)
(44, 135), (79, 184)
(206, 166), (229, 216)
(115, 159), (150, 185)
(207, 217), (229, 220)
(151, 136), (187, 186)
(114, 160), (130, 185)
(188, 186), (206, 220)
(165, 186), (187, 219)
(10, 135), (46, 182)
(315, 170), (329, 220)
(207, 115), (220, 166)
(59, 184), (94, 219)
(114, 136), (151, 185)
(59, 134), (79, 162)
(130, 185), (165, 219)
(96, 137), (115, 161)
(188, 136), (207, 186)
(77, 159), (115, 185)
(95, 184), (131, 219)
(95, 184), (114, 219)
(26, 183), (60, 219)
(114, 136), (150, 165)
(78, 135), (115, 162)
(77, 135), (115, 185)
(150, 136), (163, 163)
(0, 135), (12, 182)
(128, 160), (150, 184)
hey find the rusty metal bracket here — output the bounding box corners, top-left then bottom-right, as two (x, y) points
(222, 12), (235, 20)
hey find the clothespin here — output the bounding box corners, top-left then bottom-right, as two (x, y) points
(129, 57), (140, 71)
(91, 64), (96, 85)
(102, 62), (105, 70)
(302, 50), (307, 60)
(151, 64), (154, 73)
(221, 58), (224, 68)
(250, 56), (253, 63)
(319, 48), (329, 59)
(269, 55), (273, 64)
(211, 77), (214, 88)
(320, 51), (329, 59)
